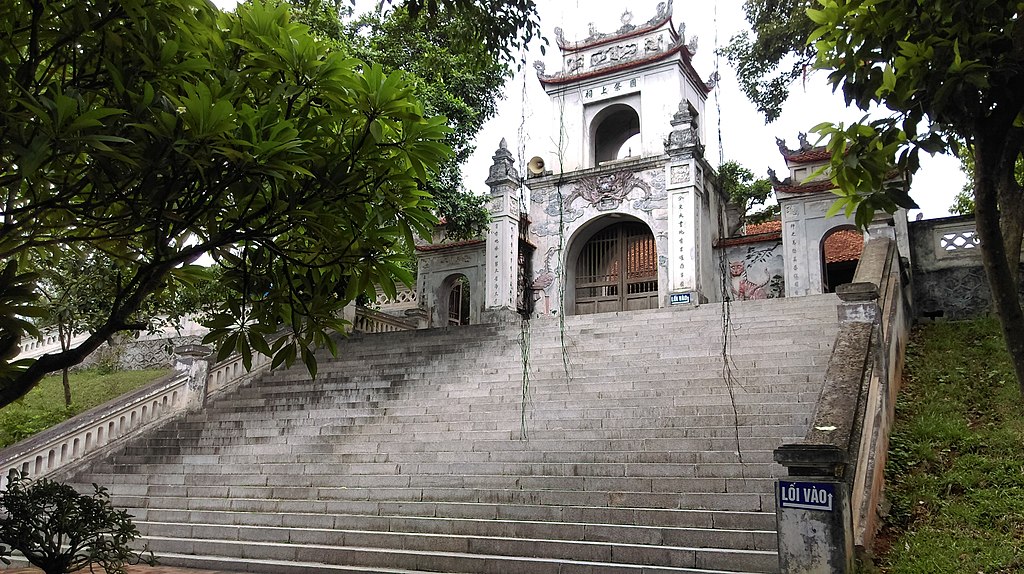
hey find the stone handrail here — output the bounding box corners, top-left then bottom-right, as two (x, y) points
(353, 306), (417, 333)
(774, 235), (910, 573)
(0, 350), (273, 489)
(0, 308), (409, 489)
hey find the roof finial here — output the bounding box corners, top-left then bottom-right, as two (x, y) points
(499, 137), (508, 150)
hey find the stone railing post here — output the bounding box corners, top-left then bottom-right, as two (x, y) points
(774, 279), (882, 574)
(173, 344), (213, 413)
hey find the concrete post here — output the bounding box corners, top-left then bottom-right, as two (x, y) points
(173, 344), (213, 413)
(774, 451), (856, 573)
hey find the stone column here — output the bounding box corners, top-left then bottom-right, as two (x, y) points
(484, 139), (521, 312)
(173, 344), (213, 413)
(664, 100), (705, 302)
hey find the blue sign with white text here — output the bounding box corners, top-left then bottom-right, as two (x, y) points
(670, 293), (691, 305)
(779, 480), (836, 512)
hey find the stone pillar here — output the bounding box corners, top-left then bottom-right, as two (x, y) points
(173, 344), (212, 413)
(484, 139), (521, 311)
(664, 101), (704, 302)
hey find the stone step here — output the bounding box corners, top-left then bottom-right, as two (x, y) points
(134, 506), (776, 532)
(109, 486), (775, 513)
(152, 549), (769, 574)
(175, 402), (817, 425)
(137, 523), (777, 572)
(84, 473), (779, 500)
(61, 296), (839, 573)
(138, 519), (776, 552)
(91, 458), (787, 483)
(190, 396), (821, 423)
(152, 413), (811, 434)
(108, 449), (783, 468)
(121, 424), (808, 445)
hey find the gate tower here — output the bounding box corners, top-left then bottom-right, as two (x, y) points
(523, 0), (727, 316)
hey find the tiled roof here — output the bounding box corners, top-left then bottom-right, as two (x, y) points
(782, 149), (831, 163)
(773, 179), (838, 194)
(716, 220), (783, 247)
(824, 230), (864, 263)
(744, 221), (782, 235)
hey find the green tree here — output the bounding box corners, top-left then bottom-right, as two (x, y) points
(718, 160), (779, 228)
(35, 251), (115, 407)
(806, 1), (1024, 395)
(950, 144), (1024, 216)
(730, 1), (1024, 394)
(0, 0), (453, 408)
(286, 3), (510, 238)
(720, 0), (818, 123)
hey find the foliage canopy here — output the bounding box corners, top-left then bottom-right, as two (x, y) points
(0, 0), (455, 407)
(806, 0), (1024, 393)
(718, 160), (778, 228)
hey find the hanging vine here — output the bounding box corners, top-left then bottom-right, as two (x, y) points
(712, 0), (746, 476)
(514, 46), (533, 440)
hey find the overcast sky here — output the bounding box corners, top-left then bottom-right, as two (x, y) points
(212, 0), (966, 219)
(461, 0), (965, 220)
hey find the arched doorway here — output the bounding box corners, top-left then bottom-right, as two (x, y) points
(574, 221), (658, 315)
(443, 274), (471, 326)
(821, 227), (864, 293)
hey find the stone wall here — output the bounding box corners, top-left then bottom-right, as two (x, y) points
(908, 214), (1024, 319)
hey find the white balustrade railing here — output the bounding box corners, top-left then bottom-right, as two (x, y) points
(0, 308), (416, 489)
(15, 315), (210, 362)
(371, 284), (419, 314)
(353, 306), (417, 333)
(0, 350), (273, 489)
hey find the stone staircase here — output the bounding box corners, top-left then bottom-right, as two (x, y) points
(64, 295), (839, 574)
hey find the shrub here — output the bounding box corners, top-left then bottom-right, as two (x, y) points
(0, 474), (155, 574)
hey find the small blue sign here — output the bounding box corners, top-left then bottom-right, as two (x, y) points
(670, 293), (691, 305)
(779, 480), (836, 512)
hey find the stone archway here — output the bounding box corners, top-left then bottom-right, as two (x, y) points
(441, 274), (471, 326)
(820, 226), (864, 293)
(573, 220), (658, 315)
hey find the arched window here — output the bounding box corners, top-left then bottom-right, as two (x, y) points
(821, 227), (864, 293)
(591, 104), (641, 165)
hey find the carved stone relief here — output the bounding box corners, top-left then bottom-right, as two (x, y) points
(669, 164), (691, 185)
(590, 42), (639, 67)
(564, 171), (651, 211)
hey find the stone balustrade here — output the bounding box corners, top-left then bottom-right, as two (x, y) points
(774, 236), (911, 573)
(0, 349), (273, 489)
(353, 306), (417, 333)
(0, 312), (415, 490)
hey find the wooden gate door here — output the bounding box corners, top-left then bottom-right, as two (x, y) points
(574, 222), (658, 315)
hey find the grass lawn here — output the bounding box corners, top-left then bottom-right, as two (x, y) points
(874, 317), (1024, 573)
(0, 368), (170, 449)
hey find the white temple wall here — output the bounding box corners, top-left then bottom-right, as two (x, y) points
(526, 160), (670, 317)
(780, 197), (859, 296)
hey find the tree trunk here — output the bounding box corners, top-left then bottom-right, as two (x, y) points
(973, 137), (1024, 397)
(58, 323), (72, 408)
